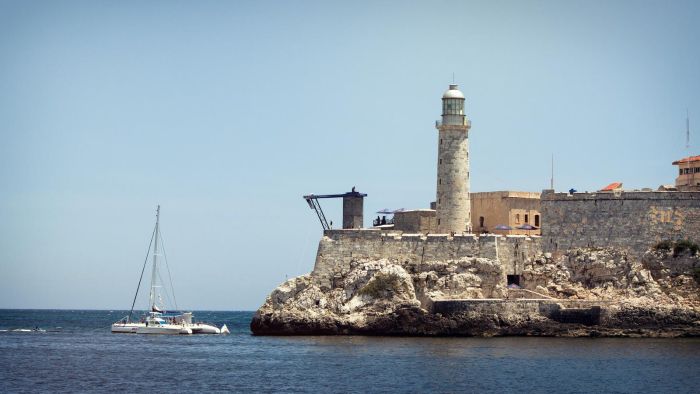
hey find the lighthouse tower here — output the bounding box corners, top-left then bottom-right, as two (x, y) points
(435, 84), (472, 233)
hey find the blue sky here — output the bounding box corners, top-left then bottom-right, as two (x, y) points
(1, 0), (698, 310)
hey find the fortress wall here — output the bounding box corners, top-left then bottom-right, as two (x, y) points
(541, 191), (700, 257)
(307, 191), (700, 289)
(495, 236), (541, 275)
(311, 230), (542, 288)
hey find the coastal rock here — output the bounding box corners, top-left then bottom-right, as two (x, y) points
(251, 248), (700, 337)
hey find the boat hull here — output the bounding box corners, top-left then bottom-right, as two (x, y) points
(189, 323), (221, 334)
(111, 323), (145, 334)
(136, 325), (191, 335)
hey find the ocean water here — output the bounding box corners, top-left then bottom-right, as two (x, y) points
(1, 310), (699, 393)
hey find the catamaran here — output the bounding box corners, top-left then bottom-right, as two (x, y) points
(111, 206), (229, 335)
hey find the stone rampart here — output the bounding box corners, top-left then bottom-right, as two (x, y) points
(541, 191), (700, 257)
(311, 229), (542, 288)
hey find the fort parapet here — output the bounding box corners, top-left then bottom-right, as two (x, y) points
(541, 190), (700, 256)
(312, 229), (541, 288)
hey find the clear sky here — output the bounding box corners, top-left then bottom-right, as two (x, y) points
(1, 0), (698, 310)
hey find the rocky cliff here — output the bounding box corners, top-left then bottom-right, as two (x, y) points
(251, 247), (700, 337)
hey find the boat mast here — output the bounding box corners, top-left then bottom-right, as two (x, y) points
(149, 205), (160, 311)
(127, 225), (156, 322)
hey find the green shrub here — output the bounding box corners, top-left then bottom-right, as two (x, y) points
(653, 240), (673, 251)
(673, 239), (699, 257)
(357, 272), (405, 298)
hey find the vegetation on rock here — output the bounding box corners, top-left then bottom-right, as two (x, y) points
(653, 240), (673, 251)
(357, 272), (405, 298)
(673, 239), (699, 257)
(653, 239), (699, 257)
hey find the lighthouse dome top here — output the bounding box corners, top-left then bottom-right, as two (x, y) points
(442, 84), (464, 99)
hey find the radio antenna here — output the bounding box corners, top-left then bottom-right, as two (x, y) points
(687, 108), (691, 149)
(550, 154), (554, 190)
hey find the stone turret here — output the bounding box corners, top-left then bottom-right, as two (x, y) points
(435, 84), (472, 233)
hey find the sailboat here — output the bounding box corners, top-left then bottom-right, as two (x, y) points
(111, 206), (229, 335)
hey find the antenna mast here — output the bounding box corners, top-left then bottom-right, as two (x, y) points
(687, 110), (694, 187)
(687, 109), (691, 149)
(550, 154), (554, 190)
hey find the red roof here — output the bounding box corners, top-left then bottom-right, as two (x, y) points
(673, 155), (700, 165)
(600, 182), (623, 191)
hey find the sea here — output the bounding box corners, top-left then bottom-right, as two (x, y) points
(1, 310), (699, 393)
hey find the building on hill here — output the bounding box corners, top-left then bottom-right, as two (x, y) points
(471, 191), (541, 236)
(599, 182), (623, 192)
(388, 191), (541, 235)
(673, 155), (700, 191)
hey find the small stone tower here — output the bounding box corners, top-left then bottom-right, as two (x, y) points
(435, 84), (472, 233)
(342, 189), (365, 229)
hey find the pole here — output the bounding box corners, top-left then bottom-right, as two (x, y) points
(687, 110), (694, 187)
(149, 205), (160, 311)
(687, 109), (690, 149)
(550, 154), (554, 190)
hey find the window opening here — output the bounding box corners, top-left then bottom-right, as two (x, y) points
(507, 275), (521, 286)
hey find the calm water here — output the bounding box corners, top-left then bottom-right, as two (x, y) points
(0, 310), (698, 393)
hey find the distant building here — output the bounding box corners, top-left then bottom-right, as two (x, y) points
(599, 182), (623, 192)
(392, 192), (541, 235)
(471, 191), (541, 235)
(673, 155), (700, 190)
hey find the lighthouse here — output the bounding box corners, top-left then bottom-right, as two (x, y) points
(435, 84), (472, 233)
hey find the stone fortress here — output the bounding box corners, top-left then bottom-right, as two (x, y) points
(310, 85), (699, 288)
(252, 85), (700, 336)
(308, 85), (543, 290)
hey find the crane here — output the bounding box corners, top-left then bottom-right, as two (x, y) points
(303, 188), (367, 230)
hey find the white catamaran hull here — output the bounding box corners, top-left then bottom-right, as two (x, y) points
(111, 323), (145, 333)
(136, 325), (191, 335)
(189, 323), (221, 334)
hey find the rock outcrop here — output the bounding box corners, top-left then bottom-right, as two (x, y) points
(251, 248), (700, 337)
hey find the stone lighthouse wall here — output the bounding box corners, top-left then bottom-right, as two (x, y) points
(436, 125), (471, 233)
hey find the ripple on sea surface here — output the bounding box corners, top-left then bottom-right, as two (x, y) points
(1, 310), (699, 393)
